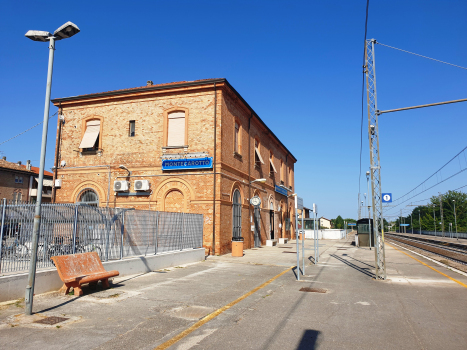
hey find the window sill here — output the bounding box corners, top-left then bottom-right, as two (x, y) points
(163, 146), (188, 150)
(234, 152), (243, 160)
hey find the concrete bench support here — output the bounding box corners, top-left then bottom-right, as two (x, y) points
(266, 240), (277, 247)
(278, 238), (289, 244)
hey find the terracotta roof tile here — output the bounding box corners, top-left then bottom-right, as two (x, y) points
(62, 78), (221, 100)
(21, 164), (53, 177)
(0, 160), (34, 174)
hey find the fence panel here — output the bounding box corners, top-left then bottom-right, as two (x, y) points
(0, 202), (203, 274)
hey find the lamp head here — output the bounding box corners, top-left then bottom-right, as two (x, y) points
(251, 178), (267, 184)
(53, 21), (80, 40)
(25, 30), (52, 42)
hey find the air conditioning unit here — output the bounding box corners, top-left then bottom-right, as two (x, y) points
(55, 179), (62, 188)
(114, 180), (129, 191)
(134, 180), (150, 191)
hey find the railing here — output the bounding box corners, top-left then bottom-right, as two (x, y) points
(0, 201), (203, 274)
(396, 230), (467, 240)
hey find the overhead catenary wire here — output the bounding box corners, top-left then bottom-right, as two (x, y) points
(387, 183), (467, 219)
(375, 41), (467, 71)
(0, 111), (58, 147)
(391, 144), (467, 205)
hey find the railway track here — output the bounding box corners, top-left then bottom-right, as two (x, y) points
(386, 233), (467, 265)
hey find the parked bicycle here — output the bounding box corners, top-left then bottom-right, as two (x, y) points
(1, 235), (29, 258)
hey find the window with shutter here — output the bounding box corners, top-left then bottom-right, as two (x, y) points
(254, 139), (264, 166)
(79, 120), (101, 150)
(167, 111), (185, 147)
(234, 122), (240, 153)
(269, 152), (277, 176)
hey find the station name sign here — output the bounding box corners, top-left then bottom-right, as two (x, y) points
(274, 185), (288, 196)
(162, 157), (213, 171)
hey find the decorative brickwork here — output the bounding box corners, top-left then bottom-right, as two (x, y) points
(52, 79), (296, 255)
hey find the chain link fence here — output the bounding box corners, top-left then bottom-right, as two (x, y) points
(0, 201), (203, 274)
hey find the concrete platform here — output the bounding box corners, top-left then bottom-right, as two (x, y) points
(1, 235), (466, 350)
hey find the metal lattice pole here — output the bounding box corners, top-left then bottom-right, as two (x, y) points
(365, 39), (387, 280)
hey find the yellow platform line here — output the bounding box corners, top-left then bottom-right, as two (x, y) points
(387, 243), (467, 289)
(154, 265), (294, 350)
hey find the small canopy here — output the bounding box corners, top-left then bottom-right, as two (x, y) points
(255, 148), (264, 164)
(270, 159), (277, 173)
(79, 120), (100, 148)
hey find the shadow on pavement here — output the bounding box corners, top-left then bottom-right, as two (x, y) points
(330, 254), (374, 278)
(296, 329), (321, 350)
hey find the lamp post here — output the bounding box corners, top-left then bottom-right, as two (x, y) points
(249, 178), (266, 248)
(24, 22), (80, 316)
(419, 210), (421, 235)
(433, 205), (436, 236)
(453, 200), (458, 240)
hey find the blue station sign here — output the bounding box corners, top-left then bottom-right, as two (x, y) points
(162, 157), (213, 171)
(274, 185), (288, 196)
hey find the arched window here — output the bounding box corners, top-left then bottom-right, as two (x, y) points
(232, 189), (242, 238)
(78, 189), (99, 206)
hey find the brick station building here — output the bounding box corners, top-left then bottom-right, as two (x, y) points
(51, 78), (297, 255)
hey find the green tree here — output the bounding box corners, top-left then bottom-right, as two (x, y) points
(332, 215), (344, 229)
(403, 190), (467, 233)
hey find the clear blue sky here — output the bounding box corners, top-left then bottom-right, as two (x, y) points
(1, 1), (466, 220)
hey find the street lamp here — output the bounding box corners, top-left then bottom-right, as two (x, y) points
(453, 200), (458, 240)
(433, 205), (436, 236)
(24, 21), (80, 316)
(250, 178), (267, 184)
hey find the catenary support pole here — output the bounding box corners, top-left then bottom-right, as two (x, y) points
(25, 37), (55, 315)
(365, 39), (386, 279)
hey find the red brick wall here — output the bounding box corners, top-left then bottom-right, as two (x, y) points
(53, 82), (296, 255)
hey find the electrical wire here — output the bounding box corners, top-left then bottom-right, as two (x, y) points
(375, 42), (467, 71)
(0, 111), (58, 147)
(392, 144), (467, 205)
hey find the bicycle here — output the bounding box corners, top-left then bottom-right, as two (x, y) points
(1, 236), (29, 258)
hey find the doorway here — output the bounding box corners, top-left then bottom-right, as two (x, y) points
(269, 201), (274, 240)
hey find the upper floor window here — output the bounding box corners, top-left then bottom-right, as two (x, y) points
(129, 120), (135, 137)
(254, 138), (264, 167)
(280, 160), (284, 184)
(15, 176), (23, 184)
(79, 120), (100, 151)
(167, 111), (186, 147)
(234, 121), (241, 154)
(269, 151), (277, 176)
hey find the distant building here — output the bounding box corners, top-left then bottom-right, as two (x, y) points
(319, 217), (332, 229)
(0, 158), (53, 203)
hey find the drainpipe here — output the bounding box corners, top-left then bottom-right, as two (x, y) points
(52, 103), (63, 203)
(248, 112), (252, 248)
(212, 82), (217, 255)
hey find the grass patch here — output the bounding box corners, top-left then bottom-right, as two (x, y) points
(15, 298), (24, 308)
(108, 293), (120, 298)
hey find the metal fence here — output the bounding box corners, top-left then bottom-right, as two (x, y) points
(0, 201), (203, 274)
(396, 229), (467, 240)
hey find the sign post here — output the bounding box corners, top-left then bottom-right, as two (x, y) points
(295, 196), (303, 280)
(313, 203), (318, 264)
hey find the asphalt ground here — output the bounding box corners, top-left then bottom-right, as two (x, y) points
(1, 234), (466, 350)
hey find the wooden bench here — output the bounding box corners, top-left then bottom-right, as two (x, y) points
(51, 252), (119, 296)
